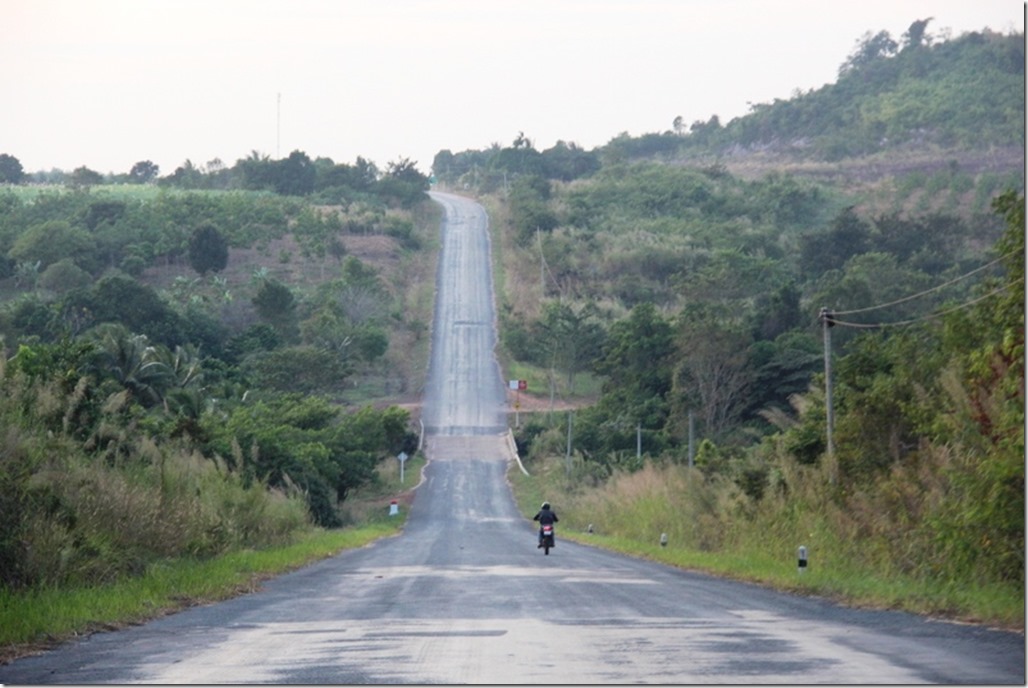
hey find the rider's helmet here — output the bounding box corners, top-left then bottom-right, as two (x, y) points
(541, 501), (550, 510)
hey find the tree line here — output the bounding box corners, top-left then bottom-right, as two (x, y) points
(0, 149), (431, 210)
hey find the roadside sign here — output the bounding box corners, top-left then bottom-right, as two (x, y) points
(398, 452), (408, 483)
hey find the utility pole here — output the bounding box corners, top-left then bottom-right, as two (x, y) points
(687, 410), (695, 468)
(636, 422), (642, 459)
(565, 411), (574, 477)
(276, 92), (281, 158)
(819, 307), (836, 482)
(537, 228), (546, 297)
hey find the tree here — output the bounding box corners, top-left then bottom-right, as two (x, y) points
(748, 330), (822, 419)
(941, 190), (1024, 582)
(670, 304), (754, 440)
(536, 300), (605, 393)
(242, 346), (350, 394)
(798, 207), (873, 279)
(8, 220), (98, 272)
(187, 223), (229, 275)
(128, 160), (160, 184)
(208, 396), (406, 526)
(84, 201), (126, 231)
(540, 141), (600, 181)
(377, 158), (429, 207)
(752, 281), (802, 341)
(238, 150), (275, 191)
(86, 324), (173, 408)
(811, 252), (935, 326)
(352, 156), (380, 189)
(68, 166), (104, 187)
(273, 150), (316, 196)
(164, 159), (204, 189)
(334, 256), (387, 324)
(252, 278), (299, 341)
(491, 133), (544, 177)
(509, 176), (558, 244)
(594, 302), (675, 429)
(386, 157), (428, 186)
(0, 153), (25, 184)
(38, 258), (92, 294)
(431, 149), (456, 181)
(84, 273), (186, 345)
(689, 115), (722, 144)
(838, 30), (899, 76)
(958, 190), (1024, 444)
(901, 18), (934, 50)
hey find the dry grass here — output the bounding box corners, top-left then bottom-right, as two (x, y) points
(510, 447), (1024, 629)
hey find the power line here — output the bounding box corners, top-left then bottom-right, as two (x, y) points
(833, 250), (1016, 317)
(829, 279), (1023, 329)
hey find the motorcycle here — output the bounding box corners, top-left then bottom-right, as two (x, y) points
(539, 523), (555, 555)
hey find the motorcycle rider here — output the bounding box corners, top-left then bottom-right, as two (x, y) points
(533, 501), (558, 548)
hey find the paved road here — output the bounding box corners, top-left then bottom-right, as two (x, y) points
(0, 192), (1022, 684)
(420, 191), (507, 437)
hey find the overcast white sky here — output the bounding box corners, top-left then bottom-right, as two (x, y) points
(2, 0), (1023, 176)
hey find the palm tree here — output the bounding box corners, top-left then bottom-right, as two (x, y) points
(88, 324), (172, 408)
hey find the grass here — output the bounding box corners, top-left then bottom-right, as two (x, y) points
(0, 520), (405, 663)
(506, 458), (1025, 631)
(0, 446), (425, 663)
(554, 529), (1022, 626)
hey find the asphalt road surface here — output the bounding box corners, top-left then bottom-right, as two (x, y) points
(420, 191), (508, 437)
(0, 192), (1022, 684)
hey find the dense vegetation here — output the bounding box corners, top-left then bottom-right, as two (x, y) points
(449, 21), (1024, 621)
(0, 153), (433, 590)
(605, 23), (1024, 161)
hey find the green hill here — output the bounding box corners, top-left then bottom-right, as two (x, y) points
(603, 24), (1024, 162)
(460, 21), (1025, 627)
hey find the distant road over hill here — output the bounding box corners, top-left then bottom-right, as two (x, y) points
(0, 193), (1022, 684)
(420, 190), (508, 438)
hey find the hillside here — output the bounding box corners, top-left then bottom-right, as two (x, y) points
(589, 25), (1024, 213)
(444, 21), (1025, 627)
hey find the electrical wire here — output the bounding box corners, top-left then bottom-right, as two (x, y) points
(828, 278), (1023, 329)
(832, 250), (1017, 317)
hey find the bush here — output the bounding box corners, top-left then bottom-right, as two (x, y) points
(8, 445), (310, 588)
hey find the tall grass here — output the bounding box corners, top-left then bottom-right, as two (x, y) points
(509, 449), (1024, 629)
(0, 524), (401, 658)
(0, 380), (410, 661)
(6, 440), (311, 589)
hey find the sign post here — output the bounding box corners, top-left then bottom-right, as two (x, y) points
(509, 379), (527, 427)
(397, 451), (408, 484)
